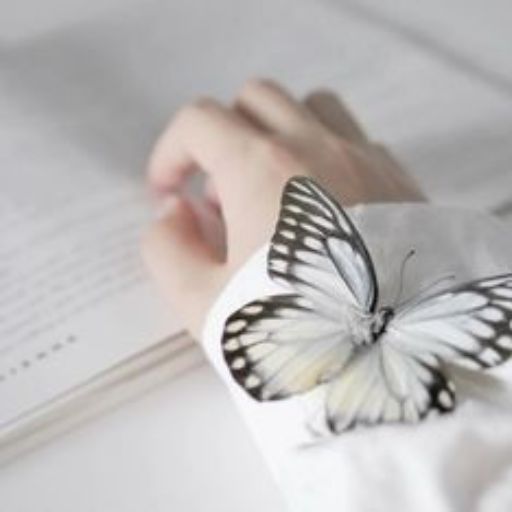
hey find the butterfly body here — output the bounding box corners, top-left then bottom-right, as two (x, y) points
(370, 306), (395, 341)
(338, 306), (393, 347)
(222, 177), (512, 434)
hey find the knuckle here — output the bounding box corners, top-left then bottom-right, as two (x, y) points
(175, 97), (217, 123)
(191, 96), (218, 111)
(257, 137), (302, 174)
(305, 88), (336, 103)
(327, 135), (352, 158)
(239, 77), (277, 97)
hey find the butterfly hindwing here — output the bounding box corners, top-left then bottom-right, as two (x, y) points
(268, 176), (378, 315)
(390, 274), (512, 370)
(325, 344), (456, 432)
(222, 293), (354, 401)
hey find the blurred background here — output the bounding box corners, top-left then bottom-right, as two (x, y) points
(2, 0), (512, 213)
(1, 1), (511, 510)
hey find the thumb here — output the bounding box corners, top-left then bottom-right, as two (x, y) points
(142, 195), (226, 338)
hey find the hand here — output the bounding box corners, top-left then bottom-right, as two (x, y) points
(143, 79), (425, 338)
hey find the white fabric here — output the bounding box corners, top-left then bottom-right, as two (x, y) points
(202, 202), (512, 512)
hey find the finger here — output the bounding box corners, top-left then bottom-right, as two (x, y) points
(204, 176), (222, 209)
(234, 78), (320, 138)
(147, 98), (278, 220)
(142, 196), (226, 337)
(304, 90), (368, 144)
(147, 97), (260, 196)
(188, 194), (227, 259)
(371, 144), (427, 201)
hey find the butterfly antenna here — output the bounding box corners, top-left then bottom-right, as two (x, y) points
(391, 249), (416, 308)
(396, 273), (456, 311)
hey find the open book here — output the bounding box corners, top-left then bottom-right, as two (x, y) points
(3, 0), (512, 459)
(0, 78), (207, 451)
(0, 144), (204, 446)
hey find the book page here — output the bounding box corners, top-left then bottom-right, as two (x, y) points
(0, 81), (183, 429)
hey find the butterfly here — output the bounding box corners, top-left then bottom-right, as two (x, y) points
(221, 176), (512, 433)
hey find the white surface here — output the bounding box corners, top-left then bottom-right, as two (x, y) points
(1, 0), (512, 510)
(345, 0), (512, 85)
(2, 0), (512, 211)
(0, 365), (284, 512)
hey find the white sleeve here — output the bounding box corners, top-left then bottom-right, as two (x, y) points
(201, 202), (512, 512)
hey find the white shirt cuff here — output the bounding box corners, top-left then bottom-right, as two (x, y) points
(201, 202), (512, 511)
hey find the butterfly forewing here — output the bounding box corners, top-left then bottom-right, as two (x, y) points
(391, 274), (512, 369)
(268, 176), (378, 315)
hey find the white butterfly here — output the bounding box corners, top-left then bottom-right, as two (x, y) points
(221, 177), (512, 433)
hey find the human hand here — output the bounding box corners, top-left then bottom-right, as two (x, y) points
(143, 79), (425, 338)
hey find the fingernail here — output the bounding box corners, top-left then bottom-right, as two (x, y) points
(155, 195), (179, 220)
